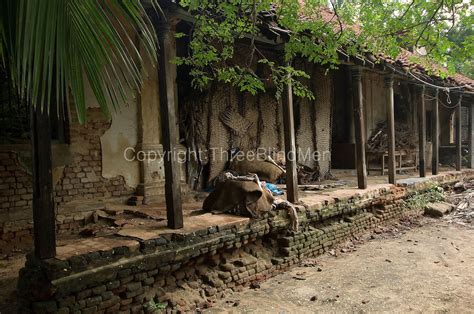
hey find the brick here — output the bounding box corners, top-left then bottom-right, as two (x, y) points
(92, 285), (106, 295)
(101, 291), (114, 301)
(57, 307), (70, 314)
(32, 300), (58, 313)
(85, 295), (102, 307)
(126, 281), (142, 292)
(77, 289), (92, 300)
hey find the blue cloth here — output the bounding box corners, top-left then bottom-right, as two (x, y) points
(265, 183), (284, 196)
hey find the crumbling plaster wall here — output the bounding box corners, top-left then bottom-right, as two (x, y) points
(81, 79), (140, 189)
(100, 104), (140, 189)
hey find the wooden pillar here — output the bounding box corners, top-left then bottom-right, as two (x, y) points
(432, 89), (439, 175)
(31, 106), (56, 259)
(418, 85), (426, 177)
(282, 71), (299, 203)
(469, 103), (474, 168)
(455, 95), (463, 171)
(351, 67), (367, 189)
(157, 21), (183, 229)
(384, 75), (396, 184)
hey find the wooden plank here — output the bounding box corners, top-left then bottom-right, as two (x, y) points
(470, 103), (474, 169)
(31, 106), (56, 259)
(351, 67), (367, 189)
(282, 72), (299, 203)
(418, 85), (426, 177)
(432, 89), (439, 175)
(385, 75), (396, 184)
(157, 21), (183, 229)
(455, 95), (463, 171)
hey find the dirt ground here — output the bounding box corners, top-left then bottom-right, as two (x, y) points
(209, 218), (474, 313)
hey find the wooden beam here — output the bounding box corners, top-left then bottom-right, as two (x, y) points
(31, 106), (56, 259)
(456, 95), (463, 171)
(384, 75), (396, 184)
(351, 67), (367, 189)
(418, 85), (426, 177)
(432, 89), (439, 175)
(470, 103), (474, 169)
(157, 21), (183, 229)
(282, 72), (299, 203)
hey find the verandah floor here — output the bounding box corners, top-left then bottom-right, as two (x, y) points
(52, 167), (464, 261)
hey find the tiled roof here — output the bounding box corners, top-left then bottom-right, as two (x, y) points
(381, 49), (474, 90)
(258, 3), (473, 91)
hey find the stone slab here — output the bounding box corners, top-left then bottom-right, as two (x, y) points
(424, 202), (454, 218)
(56, 237), (140, 260)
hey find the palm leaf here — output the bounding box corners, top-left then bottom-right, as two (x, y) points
(0, 0), (159, 123)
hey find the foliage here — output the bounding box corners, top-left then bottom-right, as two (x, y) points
(403, 183), (445, 210)
(0, 0), (159, 123)
(447, 21), (474, 78)
(143, 299), (167, 313)
(177, 0), (473, 98)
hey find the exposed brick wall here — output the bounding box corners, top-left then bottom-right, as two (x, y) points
(0, 152), (34, 252)
(55, 108), (132, 204)
(0, 108), (134, 253)
(0, 152), (33, 218)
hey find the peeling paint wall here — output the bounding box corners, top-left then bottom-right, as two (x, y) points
(80, 66), (141, 190)
(100, 104), (140, 189)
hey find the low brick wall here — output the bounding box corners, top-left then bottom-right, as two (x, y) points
(16, 170), (473, 313)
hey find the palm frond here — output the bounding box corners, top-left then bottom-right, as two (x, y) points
(0, 0), (159, 123)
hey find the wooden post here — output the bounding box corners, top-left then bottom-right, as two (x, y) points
(282, 70), (299, 203)
(385, 75), (396, 184)
(351, 67), (367, 189)
(31, 106), (56, 259)
(469, 103), (474, 169)
(432, 89), (439, 175)
(157, 21), (183, 229)
(456, 95), (463, 171)
(418, 85), (426, 177)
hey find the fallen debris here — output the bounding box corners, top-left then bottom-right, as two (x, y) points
(367, 121), (417, 152)
(424, 202), (454, 218)
(249, 282), (260, 290)
(79, 226), (99, 237)
(445, 179), (474, 227)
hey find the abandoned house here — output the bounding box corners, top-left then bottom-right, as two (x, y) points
(1, 1), (473, 313)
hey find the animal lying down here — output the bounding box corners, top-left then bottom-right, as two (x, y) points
(203, 172), (299, 231)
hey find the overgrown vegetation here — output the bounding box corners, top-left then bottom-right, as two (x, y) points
(0, 0), (472, 121)
(178, 0), (473, 98)
(403, 183), (445, 210)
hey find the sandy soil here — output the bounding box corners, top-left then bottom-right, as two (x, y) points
(209, 218), (474, 313)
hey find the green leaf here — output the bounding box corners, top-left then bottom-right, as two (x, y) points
(0, 0), (159, 123)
